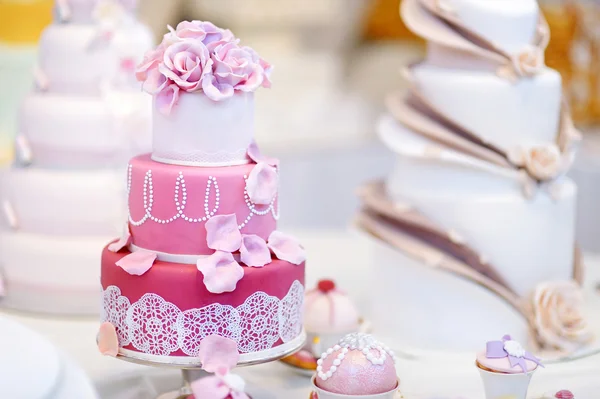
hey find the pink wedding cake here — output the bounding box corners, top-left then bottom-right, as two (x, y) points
(100, 21), (306, 365)
(0, 0), (153, 315)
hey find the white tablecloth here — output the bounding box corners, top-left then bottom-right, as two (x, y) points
(3, 229), (599, 398)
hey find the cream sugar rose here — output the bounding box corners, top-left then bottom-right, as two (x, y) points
(311, 333), (400, 399)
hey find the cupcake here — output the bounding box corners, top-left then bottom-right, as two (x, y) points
(304, 279), (363, 357)
(310, 333), (400, 398)
(476, 335), (543, 399)
(538, 390), (575, 399)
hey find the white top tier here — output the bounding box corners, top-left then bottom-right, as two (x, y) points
(445, 0), (540, 53)
(152, 92), (254, 167)
(39, 22), (153, 95)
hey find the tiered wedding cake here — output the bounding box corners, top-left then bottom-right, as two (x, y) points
(0, 0), (52, 164)
(357, 0), (593, 353)
(0, 0), (153, 315)
(100, 21), (306, 364)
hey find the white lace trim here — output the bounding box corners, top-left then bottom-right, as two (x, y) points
(151, 148), (249, 167)
(101, 281), (304, 356)
(127, 165), (280, 229)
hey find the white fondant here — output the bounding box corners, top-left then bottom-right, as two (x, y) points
(0, 230), (107, 315)
(367, 235), (530, 351)
(380, 118), (577, 297)
(412, 62), (562, 152)
(152, 92), (255, 166)
(38, 21), (153, 95)
(19, 92), (151, 168)
(0, 167), (126, 236)
(445, 0), (540, 53)
(0, 317), (62, 398)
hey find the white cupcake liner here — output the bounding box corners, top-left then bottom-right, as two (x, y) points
(478, 366), (534, 399)
(310, 376), (401, 399)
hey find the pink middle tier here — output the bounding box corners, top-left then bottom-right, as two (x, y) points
(127, 154), (278, 256)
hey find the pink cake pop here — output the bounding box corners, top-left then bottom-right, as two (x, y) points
(314, 333), (398, 396)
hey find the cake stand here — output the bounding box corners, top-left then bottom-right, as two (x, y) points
(114, 330), (307, 399)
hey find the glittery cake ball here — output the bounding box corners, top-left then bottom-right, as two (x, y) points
(315, 333), (398, 395)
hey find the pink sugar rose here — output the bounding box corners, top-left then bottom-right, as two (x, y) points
(242, 46), (273, 89)
(174, 20), (236, 52)
(202, 42), (264, 101)
(136, 44), (165, 82)
(156, 83), (180, 115)
(159, 39), (213, 92)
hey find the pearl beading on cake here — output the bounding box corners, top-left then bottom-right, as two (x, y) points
(126, 165), (278, 228)
(316, 333), (396, 381)
(240, 174), (280, 229)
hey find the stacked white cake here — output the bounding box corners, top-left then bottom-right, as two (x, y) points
(0, 0), (153, 315)
(358, 0), (592, 353)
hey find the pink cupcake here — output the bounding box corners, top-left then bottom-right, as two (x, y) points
(310, 333), (400, 399)
(476, 335), (543, 399)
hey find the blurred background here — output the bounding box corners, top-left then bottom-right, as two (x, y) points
(3, 0), (600, 245)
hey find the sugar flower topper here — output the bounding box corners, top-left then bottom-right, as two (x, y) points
(485, 335), (543, 373)
(136, 20), (272, 113)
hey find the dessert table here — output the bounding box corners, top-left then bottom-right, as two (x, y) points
(2, 228), (599, 398)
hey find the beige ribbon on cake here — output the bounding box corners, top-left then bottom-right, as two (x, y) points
(386, 67), (582, 193)
(402, 0), (551, 80)
(356, 181), (585, 351)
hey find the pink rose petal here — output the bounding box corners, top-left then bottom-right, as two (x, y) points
(190, 375), (230, 399)
(205, 214), (242, 252)
(108, 225), (131, 253)
(198, 335), (240, 373)
(246, 162), (278, 205)
(156, 83), (180, 115)
(97, 322), (119, 357)
(240, 234), (271, 267)
(267, 231), (306, 265)
(116, 251), (157, 276)
(197, 251), (245, 294)
(246, 141), (279, 167)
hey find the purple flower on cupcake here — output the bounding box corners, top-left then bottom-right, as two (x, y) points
(136, 20), (272, 113)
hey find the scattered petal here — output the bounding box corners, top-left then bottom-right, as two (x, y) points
(97, 322), (119, 357)
(198, 335), (240, 373)
(246, 163), (278, 205)
(239, 234), (271, 267)
(108, 225), (131, 252)
(267, 231), (306, 265)
(247, 140), (279, 167)
(205, 214), (242, 252)
(197, 251), (245, 294)
(116, 251), (157, 276)
(190, 375), (230, 399)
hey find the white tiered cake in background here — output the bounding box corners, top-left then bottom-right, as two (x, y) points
(357, 0), (594, 355)
(0, 0), (53, 165)
(0, 0), (154, 315)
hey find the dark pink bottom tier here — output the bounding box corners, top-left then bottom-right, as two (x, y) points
(101, 246), (305, 362)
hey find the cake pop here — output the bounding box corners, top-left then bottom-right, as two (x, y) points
(476, 335), (543, 399)
(311, 333), (400, 398)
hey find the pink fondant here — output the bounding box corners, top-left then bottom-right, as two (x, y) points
(101, 245), (304, 357)
(476, 351), (539, 374)
(128, 155), (277, 256)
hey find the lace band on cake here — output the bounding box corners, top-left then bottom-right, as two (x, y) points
(101, 280), (304, 357)
(151, 148), (250, 167)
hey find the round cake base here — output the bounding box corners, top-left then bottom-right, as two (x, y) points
(116, 330), (307, 369)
